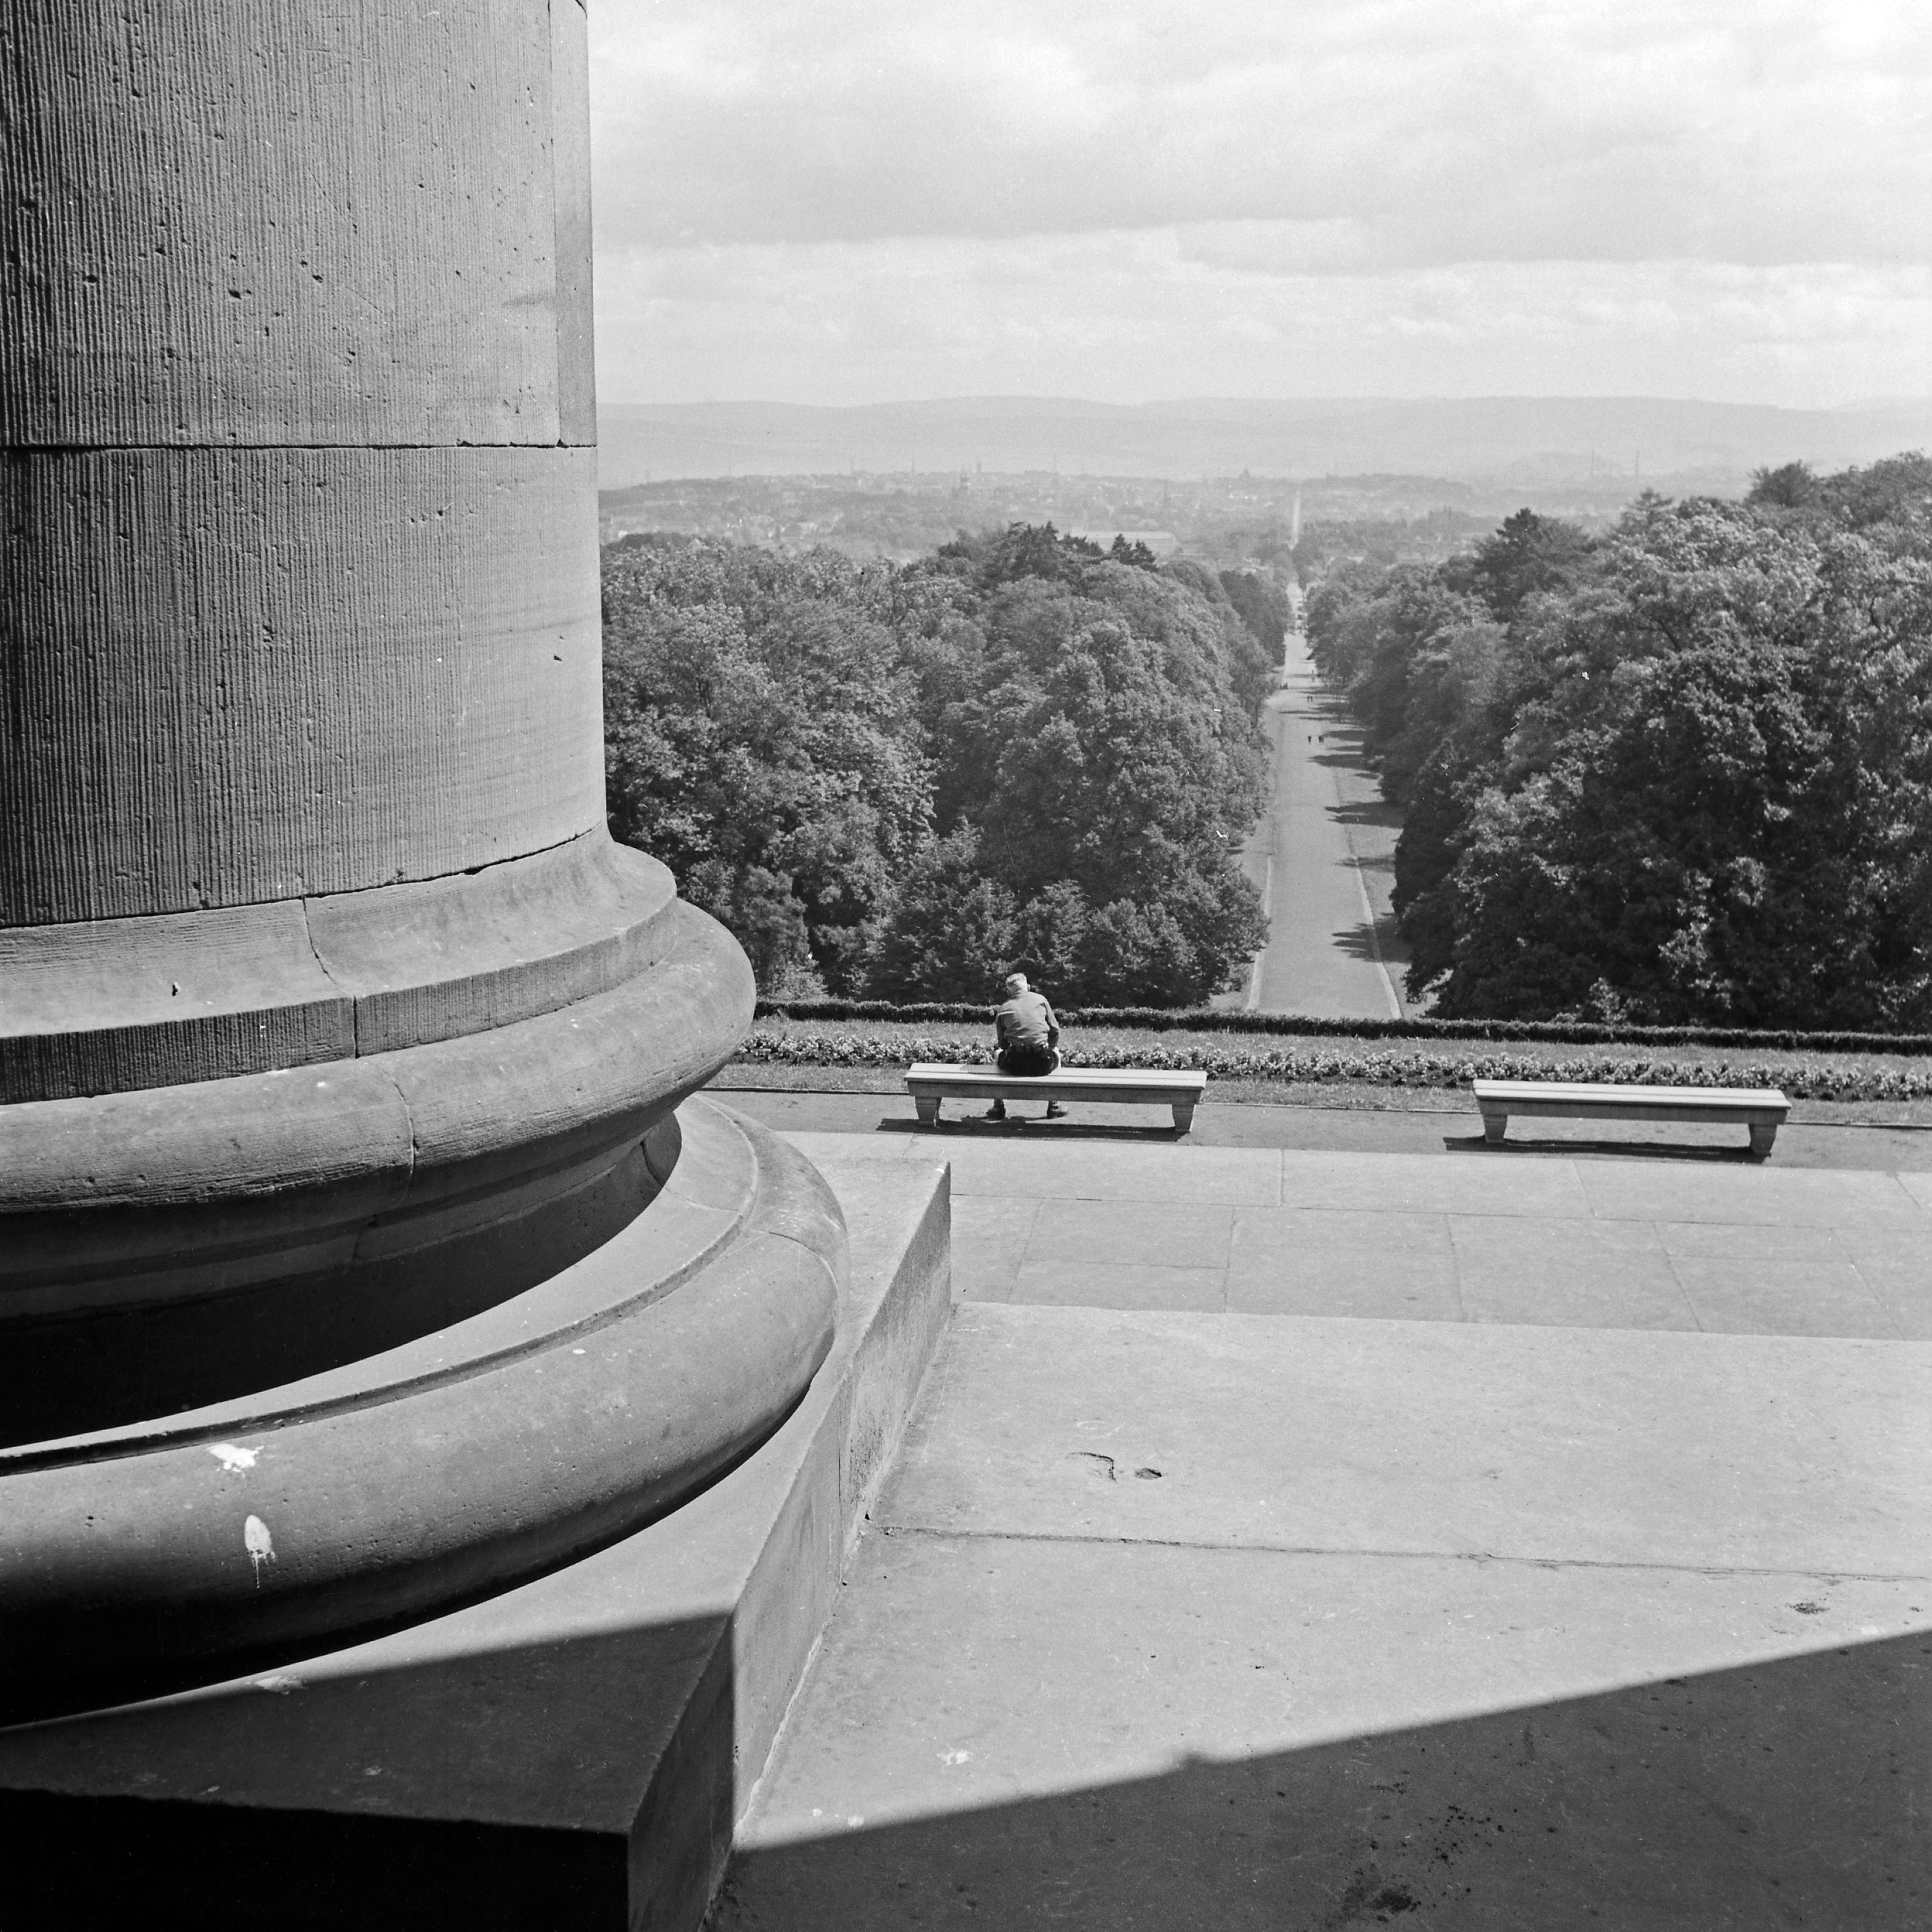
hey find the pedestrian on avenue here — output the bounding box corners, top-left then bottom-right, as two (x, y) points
(986, 971), (1067, 1121)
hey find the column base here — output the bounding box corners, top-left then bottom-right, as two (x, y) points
(0, 1131), (952, 1932)
(0, 1100), (845, 1722)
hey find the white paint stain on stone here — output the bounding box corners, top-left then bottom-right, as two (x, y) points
(207, 1442), (259, 1472)
(939, 1750), (971, 1766)
(244, 1513), (275, 1583)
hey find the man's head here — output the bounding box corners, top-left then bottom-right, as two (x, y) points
(1003, 973), (1028, 996)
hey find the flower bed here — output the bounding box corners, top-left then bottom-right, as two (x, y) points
(731, 1027), (1932, 1105)
(752, 998), (1932, 1059)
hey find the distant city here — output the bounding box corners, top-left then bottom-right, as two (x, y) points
(597, 393), (1932, 573)
(598, 468), (1599, 576)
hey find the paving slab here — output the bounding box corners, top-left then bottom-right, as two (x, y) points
(1580, 1159), (1927, 1226)
(1669, 1256), (1902, 1339)
(947, 1194), (1042, 1303)
(1021, 1197), (1235, 1270)
(1225, 1246), (1464, 1321)
(1452, 1210), (1666, 1257)
(1234, 1203), (1455, 1255)
(1854, 1264), (1932, 1341)
(1458, 1256), (1699, 1331)
(1275, 1148), (1595, 1219)
(1658, 1218), (1852, 1260)
(1449, 1216), (1700, 1331)
(1223, 1209), (1465, 1319)
(1010, 1260), (1228, 1312)
(881, 1308), (1932, 1578)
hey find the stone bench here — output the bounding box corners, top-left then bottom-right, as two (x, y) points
(905, 1062), (1208, 1132)
(1472, 1079), (1791, 1158)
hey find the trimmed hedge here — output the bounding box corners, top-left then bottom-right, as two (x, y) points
(733, 1029), (1932, 1103)
(753, 998), (1932, 1059)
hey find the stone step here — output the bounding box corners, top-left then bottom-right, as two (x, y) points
(783, 1132), (1932, 1339)
(721, 1302), (1932, 1930)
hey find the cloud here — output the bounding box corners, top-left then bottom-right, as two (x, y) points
(585, 2), (1930, 406)
(593, 230), (1932, 407)
(591, 0), (1930, 267)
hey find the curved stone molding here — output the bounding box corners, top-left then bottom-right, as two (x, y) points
(0, 832), (678, 1102)
(0, 1101), (844, 1725)
(0, 899), (756, 1442)
(0, 447), (603, 925)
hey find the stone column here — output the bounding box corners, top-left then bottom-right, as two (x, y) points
(0, 0), (841, 1721)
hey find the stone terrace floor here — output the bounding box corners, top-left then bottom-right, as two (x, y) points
(729, 1091), (1932, 1337)
(706, 1093), (1932, 1930)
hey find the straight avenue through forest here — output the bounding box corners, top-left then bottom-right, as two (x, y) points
(599, 449), (1932, 1031)
(1229, 625), (1406, 1020)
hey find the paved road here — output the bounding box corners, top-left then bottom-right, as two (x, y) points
(1235, 627), (1405, 1017)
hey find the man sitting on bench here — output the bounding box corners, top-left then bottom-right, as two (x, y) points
(985, 972), (1067, 1121)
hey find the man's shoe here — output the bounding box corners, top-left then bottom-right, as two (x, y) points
(983, 1100), (1008, 1121)
(1044, 1101), (1068, 1120)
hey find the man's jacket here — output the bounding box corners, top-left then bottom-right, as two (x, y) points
(995, 990), (1059, 1051)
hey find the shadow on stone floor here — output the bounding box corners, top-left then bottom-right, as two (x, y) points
(2, 1613), (734, 1932)
(1443, 1132), (1768, 1163)
(717, 1628), (1930, 1931)
(876, 1118), (1187, 1143)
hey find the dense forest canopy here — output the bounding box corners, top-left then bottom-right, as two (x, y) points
(1307, 455), (1932, 1028)
(603, 524), (1280, 1006)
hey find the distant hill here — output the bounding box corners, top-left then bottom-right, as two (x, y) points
(596, 395), (1932, 492)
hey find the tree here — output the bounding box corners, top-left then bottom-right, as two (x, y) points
(604, 522), (1278, 1009)
(1446, 508), (1595, 622)
(861, 829), (1018, 1000)
(1219, 568), (1291, 665)
(1747, 460), (1820, 510)
(602, 537), (932, 993)
(902, 527), (1271, 1004)
(1302, 465), (1932, 1025)
(1420, 495), (1932, 1024)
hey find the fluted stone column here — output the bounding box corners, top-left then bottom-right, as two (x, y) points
(0, 0), (841, 1721)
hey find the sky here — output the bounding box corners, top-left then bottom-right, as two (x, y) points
(587, 0), (1932, 409)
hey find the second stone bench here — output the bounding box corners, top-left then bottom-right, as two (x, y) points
(1472, 1078), (1791, 1158)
